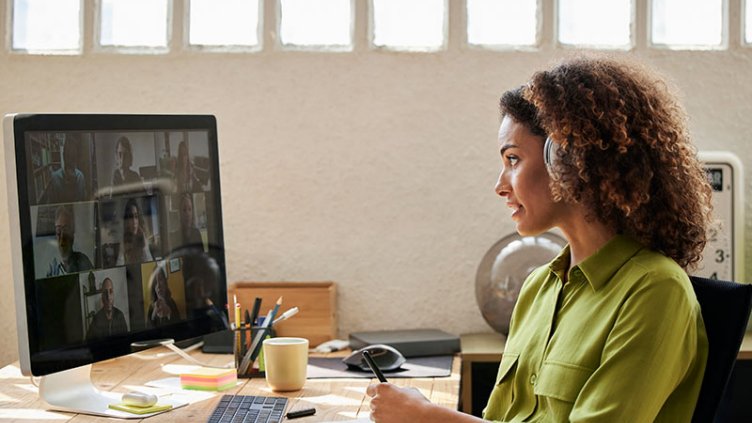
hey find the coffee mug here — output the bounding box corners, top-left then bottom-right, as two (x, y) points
(262, 337), (309, 391)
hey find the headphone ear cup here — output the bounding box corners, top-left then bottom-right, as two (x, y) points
(543, 136), (557, 175)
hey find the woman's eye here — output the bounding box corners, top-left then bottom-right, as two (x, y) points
(505, 155), (519, 166)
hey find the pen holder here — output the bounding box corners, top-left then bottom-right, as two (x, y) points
(234, 325), (275, 379)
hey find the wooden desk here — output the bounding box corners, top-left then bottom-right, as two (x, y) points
(0, 348), (460, 422)
(460, 332), (752, 417)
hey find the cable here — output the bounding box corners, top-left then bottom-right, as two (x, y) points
(132, 339), (233, 369)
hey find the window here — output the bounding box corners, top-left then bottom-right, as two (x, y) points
(12, 0), (81, 53)
(466, 0), (537, 47)
(558, 0), (631, 48)
(651, 0), (723, 48)
(746, 0), (752, 44)
(280, 0), (352, 48)
(99, 0), (169, 49)
(189, 0), (260, 48)
(372, 0), (446, 51)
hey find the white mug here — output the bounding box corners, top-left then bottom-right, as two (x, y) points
(262, 337), (309, 391)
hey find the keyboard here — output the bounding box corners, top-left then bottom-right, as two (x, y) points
(207, 395), (288, 423)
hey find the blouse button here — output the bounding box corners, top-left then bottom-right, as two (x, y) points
(530, 373), (537, 385)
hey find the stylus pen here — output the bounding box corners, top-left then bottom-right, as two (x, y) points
(361, 350), (388, 383)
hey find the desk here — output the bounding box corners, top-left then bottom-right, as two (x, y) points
(0, 348), (460, 422)
(460, 332), (752, 417)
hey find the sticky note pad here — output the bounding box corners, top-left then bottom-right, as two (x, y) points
(180, 367), (238, 391)
(109, 402), (173, 415)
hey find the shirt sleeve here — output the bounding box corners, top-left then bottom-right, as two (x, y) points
(569, 273), (704, 422)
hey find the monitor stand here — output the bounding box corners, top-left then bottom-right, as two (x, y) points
(38, 363), (188, 419)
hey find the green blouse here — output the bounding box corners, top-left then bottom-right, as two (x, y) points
(483, 235), (708, 422)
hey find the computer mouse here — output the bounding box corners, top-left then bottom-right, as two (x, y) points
(342, 344), (406, 372)
(122, 391), (158, 408)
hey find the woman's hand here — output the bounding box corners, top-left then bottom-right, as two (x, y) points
(366, 383), (431, 423)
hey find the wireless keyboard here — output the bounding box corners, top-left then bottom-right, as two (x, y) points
(207, 394), (288, 423)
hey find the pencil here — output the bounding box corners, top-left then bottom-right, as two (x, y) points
(362, 350), (388, 383)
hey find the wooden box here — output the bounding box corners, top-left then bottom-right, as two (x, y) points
(229, 281), (336, 347)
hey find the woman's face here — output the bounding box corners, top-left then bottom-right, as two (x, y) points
(125, 205), (140, 235)
(116, 142), (129, 170)
(156, 275), (167, 299)
(495, 116), (559, 236)
(180, 197), (194, 227)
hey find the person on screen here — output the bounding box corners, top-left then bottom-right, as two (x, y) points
(147, 266), (180, 327)
(46, 136), (87, 203)
(116, 199), (154, 265)
(366, 57), (711, 422)
(86, 277), (128, 340)
(46, 205), (93, 277)
(111, 136), (143, 189)
(175, 141), (201, 193)
(170, 193), (203, 250)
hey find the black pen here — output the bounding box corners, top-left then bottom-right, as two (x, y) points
(362, 350), (388, 383)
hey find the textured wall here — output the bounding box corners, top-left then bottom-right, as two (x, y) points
(0, 46), (751, 366)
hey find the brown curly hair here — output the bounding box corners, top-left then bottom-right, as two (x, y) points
(517, 56), (713, 270)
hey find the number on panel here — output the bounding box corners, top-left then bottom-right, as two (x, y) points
(372, 0), (446, 51)
(651, 0), (723, 47)
(12, 0), (81, 53)
(189, 0), (260, 47)
(100, 0), (169, 48)
(558, 0), (631, 48)
(280, 0), (352, 48)
(467, 0), (537, 47)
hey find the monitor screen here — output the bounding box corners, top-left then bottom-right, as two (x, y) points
(4, 114), (228, 376)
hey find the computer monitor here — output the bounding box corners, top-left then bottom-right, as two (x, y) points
(3, 114), (228, 417)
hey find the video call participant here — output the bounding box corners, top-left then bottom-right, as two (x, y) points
(175, 141), (201, 193)
(47, 205), (93, 277)
(45, 136), (87, 203)
(170, 193), (203, 250)
(366, 57), (712, 422)
(86, 277), (128, 340)
(111, 136), (144, 189)
(117, 198), (154, 265)
(147, 265), (180, 327)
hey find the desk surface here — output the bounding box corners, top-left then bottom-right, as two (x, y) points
(0, 349), (460, 422)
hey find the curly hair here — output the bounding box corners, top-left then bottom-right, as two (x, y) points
(518, 56), (713, 270)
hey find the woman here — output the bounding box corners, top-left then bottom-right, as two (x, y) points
(367, 56), (712, 422)
(175, 141), (201, 193)
(147, 265), (180, 327)
(111, 136), (143, 188)
(116, 198), (154, 265)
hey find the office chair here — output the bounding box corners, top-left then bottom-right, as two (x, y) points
(689, 276), (752, 423)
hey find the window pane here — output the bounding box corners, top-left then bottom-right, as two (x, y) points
(100, 0), (169, 47)
(280, 0), (352, 47)
(12, 0), (81, 51)
(746, 0), (752, 44)
(559, 0), (631, 47)
(189, 0), (260, 46)
(467, 0), (536, 46)
(372, 0), (445, 50)
(652, 0), (722, 46)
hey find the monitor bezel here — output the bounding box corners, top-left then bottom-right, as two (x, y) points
(4, 113), (228, 376)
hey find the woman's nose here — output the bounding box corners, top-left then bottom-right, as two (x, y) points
(495, 170), (509, 197)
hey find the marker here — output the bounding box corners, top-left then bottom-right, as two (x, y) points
(362, 350), (387, 383)
(272, 307), (299, 325)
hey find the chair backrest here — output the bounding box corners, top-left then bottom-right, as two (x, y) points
(690, 276), (752, 423)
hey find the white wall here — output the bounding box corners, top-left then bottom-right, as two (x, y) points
(1, 2), (752, 367)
